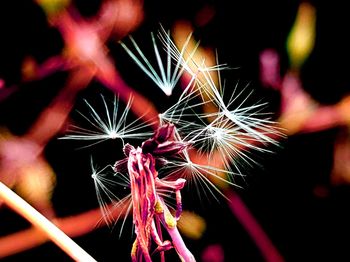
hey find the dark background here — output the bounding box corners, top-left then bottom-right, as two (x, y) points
(1, 0), (350, 261)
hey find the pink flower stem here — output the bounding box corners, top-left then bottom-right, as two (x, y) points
(226, 189), (285, 262)
(157, 198), (195, 262)
(155, 217), (166, 262)
(164, 221), (195, 262)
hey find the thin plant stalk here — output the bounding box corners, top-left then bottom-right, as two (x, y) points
(0, 182), (97, 262)
(226, 189), (285, 262)
(0, 201), (129, 258)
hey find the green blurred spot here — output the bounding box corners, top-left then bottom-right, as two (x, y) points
(36, 0), (70, 16)
(286, 2), (316, 69)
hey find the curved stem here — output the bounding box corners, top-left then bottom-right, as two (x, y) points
(0, 182), (97, 262)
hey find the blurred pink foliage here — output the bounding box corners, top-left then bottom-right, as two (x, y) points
(201, 244), (224, 262)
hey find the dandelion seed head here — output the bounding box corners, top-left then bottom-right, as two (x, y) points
(65, 25), (283, 262)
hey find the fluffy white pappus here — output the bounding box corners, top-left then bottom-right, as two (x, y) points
(119, 26), (193, 96)
(61, 95), (154, 146)
(90, 157), (132, 236)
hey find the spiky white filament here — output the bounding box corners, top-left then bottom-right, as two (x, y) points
(90, 158), (133, 235)
(61, 95), (153, 146)
(120, 27), (195, 96)
(90, 159), (121, 225)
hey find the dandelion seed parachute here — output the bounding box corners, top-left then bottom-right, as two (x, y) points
(119, 26), (194, 96)
(60, 95), (154, 146)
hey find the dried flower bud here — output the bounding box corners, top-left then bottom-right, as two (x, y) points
(152, 141), (187, 156)
(155, 123), (175, 143)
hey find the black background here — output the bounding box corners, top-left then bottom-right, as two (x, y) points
(1, 0), (350, 261)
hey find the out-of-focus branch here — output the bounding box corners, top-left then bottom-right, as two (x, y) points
(0, 199), (128, 258)
(260, 49), (350, 136)
(0, 181), (97, 261)
(226, 189), (285, 262)
(0, 3), (156, 260)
